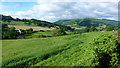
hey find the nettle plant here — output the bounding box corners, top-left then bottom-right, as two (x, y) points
(91, 34), (120, 67)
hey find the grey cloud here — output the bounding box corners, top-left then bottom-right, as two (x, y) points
(6, 2), (118, 22)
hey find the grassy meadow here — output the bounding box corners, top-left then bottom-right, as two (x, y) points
(3, 32), (119, 67)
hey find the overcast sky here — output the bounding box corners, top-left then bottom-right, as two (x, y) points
(0, 0), (119, 22)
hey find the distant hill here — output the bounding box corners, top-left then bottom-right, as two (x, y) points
(0, 14), (74, 31)
(54, 18), (118, 28)
(1, 14), (118, 31)
(102, 19), (118, 23)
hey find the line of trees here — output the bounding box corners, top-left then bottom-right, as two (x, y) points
(2, 24), (34, 39)
(81, 26), (115, 33)
(2, 24), (19, 39)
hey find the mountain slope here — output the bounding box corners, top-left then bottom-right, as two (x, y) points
(54, 18), (118, 28)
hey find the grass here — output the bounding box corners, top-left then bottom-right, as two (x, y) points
(25, 31), (76, 38)
(2, 32), (114, 66)
(1, 21), (25, 25)
(25, 31), (52, 38)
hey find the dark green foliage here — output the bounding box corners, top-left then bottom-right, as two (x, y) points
(81, 27), (98, 32)
(7, 20), (11, 23)
(25, 28), (33, 34)
(89, 26), (98, 32)
(39, 30), (45, 32)
(2, 24), (8, 28)
(91, 34), (120, 67)
(79, 18), (92, 27)
(22, 19), (29, 22)
(2, 24), (34, 39)
(52, 29), (66, 36)
(2, 24), (19, 39)
(106, 26), (114, 31)
(24, 22), (31, 25)
(15, 18), (21, 21)
(59, 26), (75, 31)
(81, 27), (90, 32)
(1, 14), (14, 21)
(19, 29), (26, 35)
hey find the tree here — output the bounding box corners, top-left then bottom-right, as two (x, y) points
(9, 27), (15, 30)
(89, 26), (97, 32)
(1, 15), (14, 21)
(2, 24), (8, 28)
(106, 26), (114, 31)
(15, 18), (21, 21)
(82, 26), (97, 32)
(7, 20), (11, 23)
(25, 28), (33, 34)
(52, 29), (66, 36)
(2, 26), (19, 39)
(81, 27), (90, 32)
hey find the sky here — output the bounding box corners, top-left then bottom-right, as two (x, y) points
(0, 0), (119, 22)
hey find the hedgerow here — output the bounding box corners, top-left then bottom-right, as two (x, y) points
(91, 34), (120, 67)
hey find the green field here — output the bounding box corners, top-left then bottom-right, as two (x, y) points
(1, 21), (25, 25)
(25, 31), (74, 38)
(25, 31), (52, 38)
(2, 32), (119, 67)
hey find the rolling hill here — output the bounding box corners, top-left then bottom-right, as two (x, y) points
(1, 14), (118, 31)
(0, 14), (74, 31)
(54, 18), (118, 28)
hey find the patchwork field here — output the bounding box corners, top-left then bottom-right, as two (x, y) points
(8, 25), (55, 31)
(2, 32), (120, 67)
